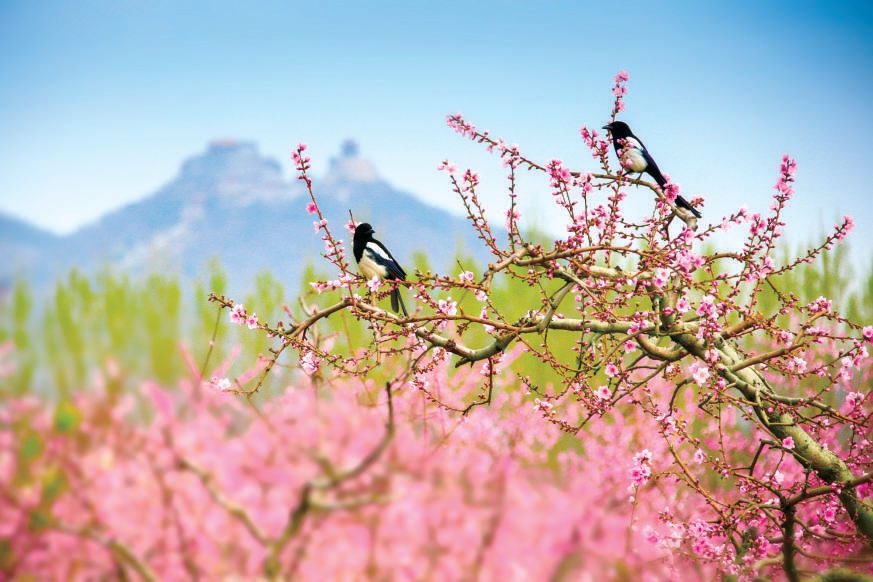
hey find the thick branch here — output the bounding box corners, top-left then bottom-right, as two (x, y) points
(672, 328), (873, 542)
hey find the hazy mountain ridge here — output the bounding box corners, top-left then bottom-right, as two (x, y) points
(1, 140), (499, 297)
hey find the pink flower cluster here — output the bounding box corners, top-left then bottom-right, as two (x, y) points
(611, 70), (629, 114)
(630, 448), (653, 488)
(229, 302), (260, 329)
(446, 113), (477, 140)
(546, 159), (572, 189)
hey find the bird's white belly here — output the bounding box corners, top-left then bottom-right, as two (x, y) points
(624, 149), (648, 173)
(358, 255), (387, 280)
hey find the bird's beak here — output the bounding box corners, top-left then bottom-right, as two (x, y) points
(602, 124), (611, 131)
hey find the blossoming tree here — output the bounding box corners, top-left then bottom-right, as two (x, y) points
(210, 72), (872, 579)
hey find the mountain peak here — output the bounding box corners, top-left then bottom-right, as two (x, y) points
(181, 140), (274, 180)
(2, 139), (502, 296)
(173, 140), (295, 205)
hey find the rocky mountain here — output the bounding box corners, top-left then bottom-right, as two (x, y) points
(1, 140), (498, 298)
(0, 214), (60, 289)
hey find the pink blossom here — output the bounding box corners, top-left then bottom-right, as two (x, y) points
(822, 506), (838, 523)
(479, 305), (494, 333)
(782, 436), (795, 450)
(652, 268), (669, 288)
(807, 296), (832, 314)
(459, 271), (475, 284)
(687, 519), (709, 539)
(245, 313), (259, 330)
(446, 113), (476, 139)
(461, 169), (480, 192)
(437, 298), (458, 317)
(604, 361), (619, 378)
(838, 360), (854, 383)
(844, 391), (863, 410)
(748, 213), (766, 238)
(505, 208), (521, 230)
(229, 303), (247, 325)
(366, 276), (382, 293)
(675, 249), (703, 272)
(838, 215), (856, 241)
(437, 160), (458, 175)
(696, 295), (717, 318)
(306, 201), (318, 215)
(547, 159), (572, 188)
(209, 377), (233, 392)
(689, 361), (710, 385)
(300, 351), (321, 375)
(309, 281), (328, 294)
(630, 448), (652, 487)
(611, 71), (629, 101)
(596, 385), (611, 401)
(788, 356), (807, 374)
(533, 398), (555, 416)
(862, 326), (873, 343)
(291, 143), (310, 167)
(676, 296), (691, 313)
(693, 449), (706, 464)
(780, 154), (796, 178)
(411, 371), (429, 390)
(643, 525), (659, 545)
(475, 289), (488, 302)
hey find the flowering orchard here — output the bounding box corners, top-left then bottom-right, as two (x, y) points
(4, 339), (762, 581)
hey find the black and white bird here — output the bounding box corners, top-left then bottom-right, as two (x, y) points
(352, 222), (408, 316)
(602, 121), (702, 218)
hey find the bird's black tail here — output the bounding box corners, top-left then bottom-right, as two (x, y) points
(676, 195), (702, 218)
(391, 288), (408, 316)
(648, 166), (703, 218)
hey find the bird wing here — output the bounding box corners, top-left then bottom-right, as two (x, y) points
(365, 241), (407, 280)
(640, 148), (667, 187)
(624, 134), (647, 152)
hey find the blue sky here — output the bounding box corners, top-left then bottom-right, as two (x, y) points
(1, 1), (872, 266)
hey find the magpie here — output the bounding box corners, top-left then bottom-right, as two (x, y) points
(602, 121), (702, 218)
(352, 222), (408, 316)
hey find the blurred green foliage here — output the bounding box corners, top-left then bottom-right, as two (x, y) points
(1, 238), (871, 403)
(0, 260), (290, 399)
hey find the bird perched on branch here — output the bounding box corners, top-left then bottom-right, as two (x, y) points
(603, 121), (702, 219)
(353, 222), (408, 316)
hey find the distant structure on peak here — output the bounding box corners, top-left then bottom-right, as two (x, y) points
(340, 139), (359, 158)
(323, 139), (379, 200)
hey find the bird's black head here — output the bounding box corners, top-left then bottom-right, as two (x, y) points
(603, 121), (633, 140)
(354, 222), (375, 242)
